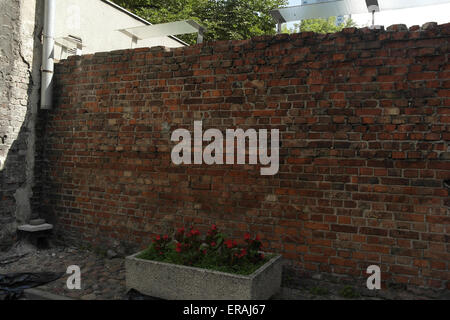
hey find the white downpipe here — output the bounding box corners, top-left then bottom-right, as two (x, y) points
(41, 0), (56, 110)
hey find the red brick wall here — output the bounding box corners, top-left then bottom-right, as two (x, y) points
(40, 24), (450, 290)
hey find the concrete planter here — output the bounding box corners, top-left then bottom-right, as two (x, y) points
(125, 252), (283, 300)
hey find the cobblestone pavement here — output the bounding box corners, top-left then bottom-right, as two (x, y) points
(0, 245), (446, 300)
(0, 246), (127, 300)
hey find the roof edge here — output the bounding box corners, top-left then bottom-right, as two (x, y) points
(100, 0), (189, 46)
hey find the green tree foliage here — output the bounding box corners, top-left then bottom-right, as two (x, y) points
(283, 16), (356, 34)
(112, 0), (288, 44)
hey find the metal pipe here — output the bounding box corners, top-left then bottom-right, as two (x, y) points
(41, 0), (56, 110)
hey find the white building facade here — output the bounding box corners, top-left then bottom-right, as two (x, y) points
(54, 0), (186, 61)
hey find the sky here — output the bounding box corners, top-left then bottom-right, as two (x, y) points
(286, 0), (450, 28)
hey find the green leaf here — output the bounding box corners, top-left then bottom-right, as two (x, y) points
(111, 0), (289, 45)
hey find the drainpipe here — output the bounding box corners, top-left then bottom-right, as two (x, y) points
(41, 0), (56, 110)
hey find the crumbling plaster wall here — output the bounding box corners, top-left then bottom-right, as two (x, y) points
(0, 0), (42, 250)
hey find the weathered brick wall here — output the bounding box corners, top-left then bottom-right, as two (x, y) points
(40, 23), (449, 290)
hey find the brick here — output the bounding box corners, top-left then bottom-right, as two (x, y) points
(390, 230), (420, 240)
(359, 227), (388, 236)
(331, 224), (358, 234)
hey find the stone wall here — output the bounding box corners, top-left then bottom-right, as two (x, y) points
(0, 0), (42, 250)
(40, 23), (449, 290)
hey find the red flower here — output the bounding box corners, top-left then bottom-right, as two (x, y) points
(154, 235), (161, 241)
(224, 239), (233, 249)
(163, 234), (169, 241)
(190, 229), (200, 236)
(244, 233), (251, 241)
(224, 239), (237, 249)
(238, 248), (247, 258)
(211, 224), (217, 230)
(202, 250), (207, 255)
(175, 243), (182, 253)
(260, 253), (265, 260)
(177, 227), (185, 235)
(255, 235), (260, 241)
(210, 242), (216, 247)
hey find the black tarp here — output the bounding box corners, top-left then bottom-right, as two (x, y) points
(0, 272), (64, 300)
(126, 288), (162, 300)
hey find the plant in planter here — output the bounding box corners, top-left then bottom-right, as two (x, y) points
(126, 225), (283, 300)
(137, 225), (268, 275)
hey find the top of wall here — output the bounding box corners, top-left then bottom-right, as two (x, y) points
(58, 22), (450, 64)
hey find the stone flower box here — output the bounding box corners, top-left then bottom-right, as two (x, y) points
(125, 252), (283, 300)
